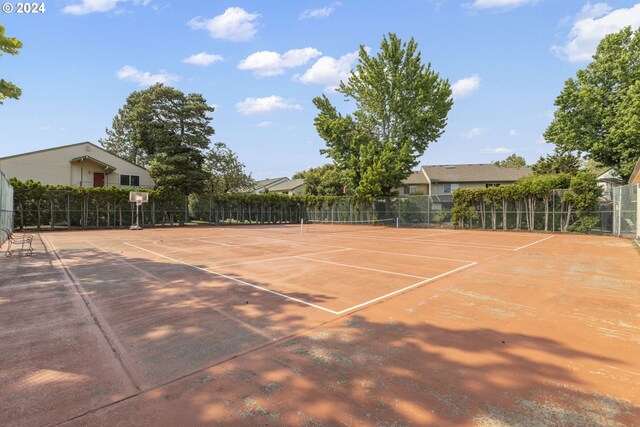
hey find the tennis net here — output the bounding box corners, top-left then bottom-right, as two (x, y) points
(301, 217), (397, 234)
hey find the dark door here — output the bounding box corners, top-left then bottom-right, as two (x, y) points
(93, 172), (104, 187)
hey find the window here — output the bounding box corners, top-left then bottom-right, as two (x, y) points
(120, 175), (140, 187)
(403, 185), (417, 195)
(443, 183), (459, 194)
(486, 183), (500, 188)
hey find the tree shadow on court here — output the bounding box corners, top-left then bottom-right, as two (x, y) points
(162, 314), (638, 426)
(6, 239), (640, 426)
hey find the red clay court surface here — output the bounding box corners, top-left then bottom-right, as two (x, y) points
(1, 225), (639, 426)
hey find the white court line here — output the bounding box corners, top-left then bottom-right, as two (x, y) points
(123, 242), (339, 315)
(294, 256), (430, 280)
(407, 239), (514, 249)
(224, 234), (346, 249)
(189, 238), (235, 247)
(605, 365), (640, 377)
(222, 233), (476, 263)
(219, 248), (351, 268)
(310, 232), (515, 250)
(513, 235), (555, 251)
(193, 238), (311, 249)
(334, 262), (478, 315)
(404, 231), (465, 240)
(350, 247), (476, 264)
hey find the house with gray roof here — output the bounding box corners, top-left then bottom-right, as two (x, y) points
(251, 177), (290, 193)
(0, 141), (153, 189)
(399, 163), (533, 207)
(268, 178), (304, 195)
(399, 171), (429, 195)
(596, 169), (625, 200)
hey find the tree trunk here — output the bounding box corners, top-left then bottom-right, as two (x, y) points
(502, 199), (507, 230)
(543, 196), (549, 231)
(564, 204), (572, 232)
(491, 206), (497, 230)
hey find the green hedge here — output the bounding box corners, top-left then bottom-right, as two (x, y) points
(451, 173), (602, 232)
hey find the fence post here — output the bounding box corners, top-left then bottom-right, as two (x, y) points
(552, 191), (555, 232)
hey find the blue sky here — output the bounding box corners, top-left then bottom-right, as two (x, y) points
(2, 1), (640, 179)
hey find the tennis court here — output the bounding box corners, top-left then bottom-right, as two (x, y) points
(1, 224), (639, 426)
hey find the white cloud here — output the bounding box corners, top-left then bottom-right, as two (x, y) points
(300, 1), (342, 19)
(552, 3), (640, 63)
(481, 147), (513, 154)
(116, 65), (179, 86)
(461, 127), (488, 139)
(508, 129), (517, 136)
(535, 135), (546, 144)
(238, 48), (321, 77)
(63, 0), (149, 15)
(183, 52), (224, 67)
(451, 74), (481, 99)
(235, 96), (302, 115)
(188, 7), (259, 42)
(296, 50), (360, 91)
(468, 0), (537, 10)
(257, 121), (272, 127)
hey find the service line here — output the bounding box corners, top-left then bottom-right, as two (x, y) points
(513, 235), (555, 251)
(123, 242), (340, 315)
(219, 248), (351, 268)
(334, 261), (478, 315)
(294, 255), (430, 280)
(220, 233), (476, 263)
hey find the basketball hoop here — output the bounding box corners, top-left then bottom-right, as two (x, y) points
(129, 191), (148, 230)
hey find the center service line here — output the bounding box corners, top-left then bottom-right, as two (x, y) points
(123, 242), (339, 315)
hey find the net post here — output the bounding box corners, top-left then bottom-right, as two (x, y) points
(300, 218), (304, 234)
(396, 217), (399, 228)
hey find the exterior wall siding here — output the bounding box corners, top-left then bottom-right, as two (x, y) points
(431, 182), (489, 195)
(0, 143), (153, 188)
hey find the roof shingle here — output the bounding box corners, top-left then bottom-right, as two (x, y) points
(422, 164), (532, 183)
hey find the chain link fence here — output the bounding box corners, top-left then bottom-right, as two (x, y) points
(612, 184), (639, 239)
(0, 169), (15, 245)
(11, 188), (632, 236)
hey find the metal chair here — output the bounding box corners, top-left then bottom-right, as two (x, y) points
(0, 228), (33, 257)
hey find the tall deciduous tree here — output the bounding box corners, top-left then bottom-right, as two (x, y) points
(203, 142), (254, 194)
(293, 164), (346, 196)
(0, 25), (23, 104)
(101, 84), (215, 194)
(532, 150), (581, 175)
(313, 33), (452, 198)
(544, 26), (640, 181)
(493, 154), (527, 168)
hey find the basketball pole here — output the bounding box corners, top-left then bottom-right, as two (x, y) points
(130, 199), (142, 230)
